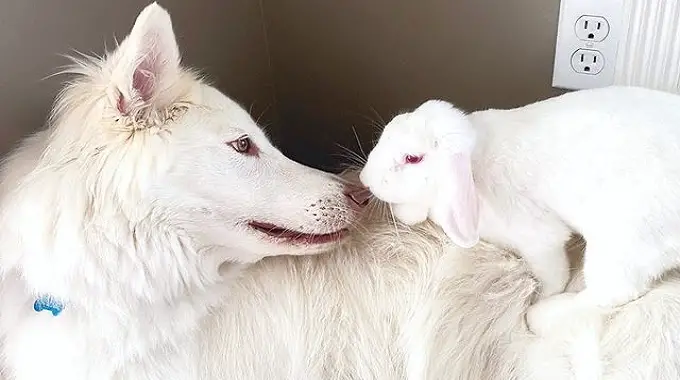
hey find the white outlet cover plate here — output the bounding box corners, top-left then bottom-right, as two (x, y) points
(552, 0), (624, 90)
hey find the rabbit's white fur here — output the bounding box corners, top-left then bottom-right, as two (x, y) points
(361, 88), (680, 312)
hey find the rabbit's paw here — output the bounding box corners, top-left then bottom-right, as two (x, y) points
(526, 292), (605, 337)
(526, 293), (582, 336)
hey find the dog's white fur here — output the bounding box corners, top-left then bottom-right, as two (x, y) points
(2, 3), (680, 379)
(196, 218), (680, 380)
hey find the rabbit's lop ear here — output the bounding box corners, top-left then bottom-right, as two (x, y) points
(439, 151), (480, 248)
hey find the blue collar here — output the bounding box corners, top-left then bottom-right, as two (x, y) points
(33, 295), (64, 316)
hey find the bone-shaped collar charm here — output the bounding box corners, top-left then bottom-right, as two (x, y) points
(33, 296), (64, 316)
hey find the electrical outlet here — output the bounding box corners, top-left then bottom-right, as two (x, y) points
(552, 0), (624, 90)
(575, 15), (610, 42)
(571, 49), (604, 75)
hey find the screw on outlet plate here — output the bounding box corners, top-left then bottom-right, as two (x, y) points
(570, 49), (605, 75)
(575, 15), (610, 42)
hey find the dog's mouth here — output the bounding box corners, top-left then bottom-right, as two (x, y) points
(248, 221), (348, 245)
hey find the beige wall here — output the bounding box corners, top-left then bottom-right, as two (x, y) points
(0, 0), (277, 155)
(262, 0), (567, 170)
(0, 0), (566, 170)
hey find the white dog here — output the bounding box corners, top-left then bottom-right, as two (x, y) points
(2, 3), (680, 380)
(0, 3), (365, 379)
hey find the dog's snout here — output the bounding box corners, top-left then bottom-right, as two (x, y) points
(344, 184), (372, 208)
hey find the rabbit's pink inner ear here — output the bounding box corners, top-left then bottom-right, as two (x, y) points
(440, 152), (480, 248)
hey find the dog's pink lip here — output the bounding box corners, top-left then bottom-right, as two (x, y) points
(248, 221), (348, 244)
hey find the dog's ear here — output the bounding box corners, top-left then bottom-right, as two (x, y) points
(106, 3), (181, 117)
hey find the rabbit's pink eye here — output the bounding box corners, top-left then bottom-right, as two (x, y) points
(404, 154), (424, 164)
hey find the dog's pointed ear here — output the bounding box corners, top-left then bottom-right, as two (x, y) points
(438, 151), (480, 248)
(107, 3), (181, 117)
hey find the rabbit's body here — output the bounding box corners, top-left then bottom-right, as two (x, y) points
(468, 85), (680, 304)
(361, 85), (680, 309)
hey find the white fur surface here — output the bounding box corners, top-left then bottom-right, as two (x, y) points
(2, 3), (680, 379)
(198, 214), (680, 380)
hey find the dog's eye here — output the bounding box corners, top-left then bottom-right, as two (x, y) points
(404, 154), (424, 164)
(228, 136), (256, 155)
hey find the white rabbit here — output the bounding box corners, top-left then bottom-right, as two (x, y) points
(360, 85), (680, 308)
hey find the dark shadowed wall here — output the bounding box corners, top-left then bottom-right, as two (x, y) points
(0, 0), (277, 155)
(0, 0), (566, 170)
(262, 0), (567, 170)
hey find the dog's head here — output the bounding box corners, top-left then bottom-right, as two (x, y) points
(0, 3), (368, 300)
